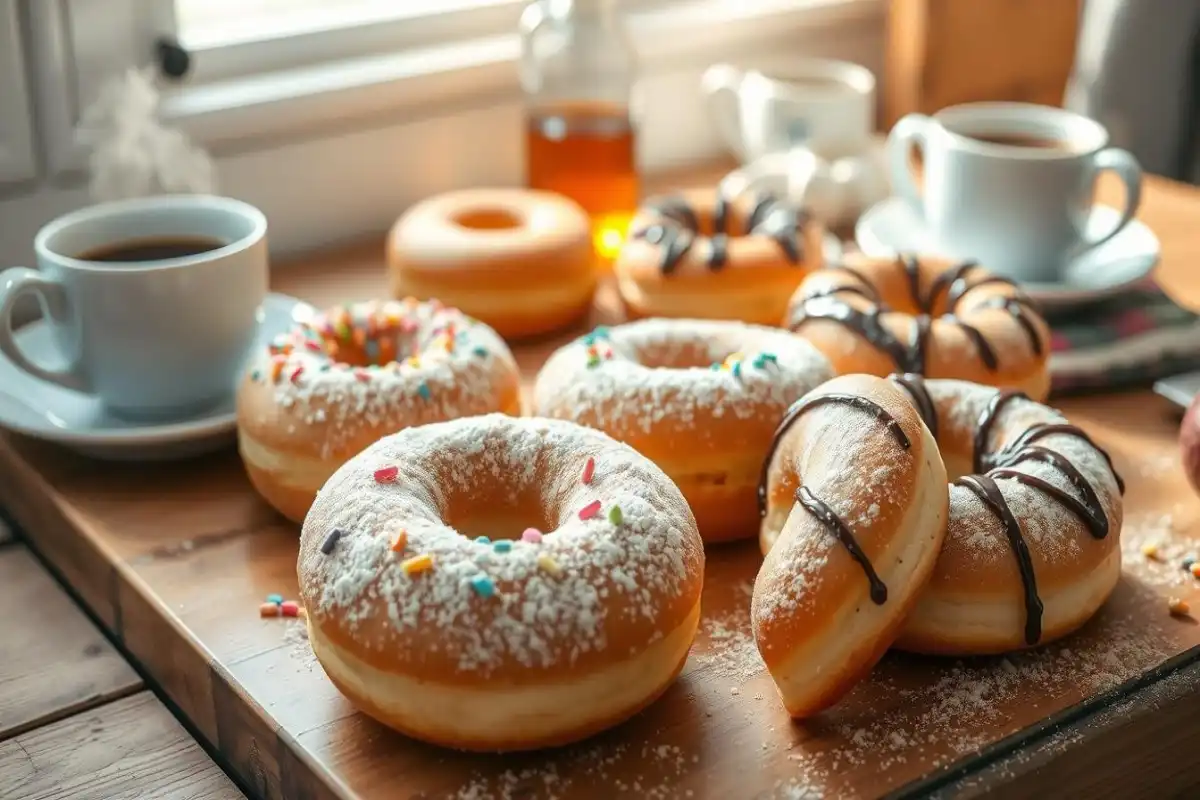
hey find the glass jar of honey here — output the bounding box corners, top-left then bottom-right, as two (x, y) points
(519, 0), (640, 262)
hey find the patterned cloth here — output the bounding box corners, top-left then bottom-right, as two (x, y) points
(1048, 280), (1200, 396)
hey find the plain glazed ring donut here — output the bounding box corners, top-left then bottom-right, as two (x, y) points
(237, 299), (520, 523)
(888, 375), (1124, 655)
(615, 190), (826, 325)
(297, 414), (705, 751)
(786, 254), (1051, 400)
(534, 318), (833, 543)
(753, 374), (948, 718)
(387, 188), (596, 340)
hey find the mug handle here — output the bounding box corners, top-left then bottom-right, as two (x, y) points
(1079, 146), (1142, 253)
(886, 113), (933, 216)
(0, 267), (89, 393)
(701, 64), (748, 162)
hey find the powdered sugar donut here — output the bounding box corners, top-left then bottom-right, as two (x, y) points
(533, 319), (833, 543)
(297, 414), (705, 751)
(237, 299), (520, 523)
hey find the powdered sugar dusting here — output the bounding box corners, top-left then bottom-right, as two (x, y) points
(243, 299), (517, 457)
(533, 319), (832, 440)
(298, 414), (703, 677)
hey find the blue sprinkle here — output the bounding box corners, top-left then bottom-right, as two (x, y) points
(475, 536), (491, 544)
(1184, 556), (1197, 571)
(418, 382), (432, 400)
(469, 574), (495, 598)
(473, 346), (489, 358)
(593, 325), (610, 337)
(493, 540), (512, 553)
(266, 593), (283, 605)
(319, 363), (332, 372)
(732, 361), (742, 379)
(365, 340), (380, 360)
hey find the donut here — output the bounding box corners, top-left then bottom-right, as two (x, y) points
(386, 188), (596, 340)
(887, 375), (1124, 655)
(534, 319), (833, 544)
(786, 254), (1051, 400)
(615, 190), (826, 325)
(297, 414), (705, 751)
(237, 299), (520, 523)
(753, 374), (948, 718)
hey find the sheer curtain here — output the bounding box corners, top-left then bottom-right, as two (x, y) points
(1064, 0), (1200, 183)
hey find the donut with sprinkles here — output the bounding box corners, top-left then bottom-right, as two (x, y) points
(237, 298), (520, 523)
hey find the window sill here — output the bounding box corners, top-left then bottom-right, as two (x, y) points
(161, 0), (886, 151)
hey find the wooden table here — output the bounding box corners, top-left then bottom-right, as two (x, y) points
(0, 521), (246, 800)
(3, 171), (1200, 799)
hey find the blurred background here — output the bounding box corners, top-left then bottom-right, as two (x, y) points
(0, 0), (1196, 262)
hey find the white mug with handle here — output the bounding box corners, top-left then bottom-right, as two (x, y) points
(887, 102), (1142, 283)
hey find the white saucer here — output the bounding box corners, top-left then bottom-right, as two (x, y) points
(855, 197), (1161, 313)
(0, 292), (313, 461)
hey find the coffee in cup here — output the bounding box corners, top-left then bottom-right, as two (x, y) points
(887, 102), (1142, 283)
(0, 195), (269, 420)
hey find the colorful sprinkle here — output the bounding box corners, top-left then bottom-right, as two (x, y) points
(493, 540), (512, 554)
(401, 553), (434, 575)
(280, 601), (301, 617)
(289, 365), (305, 384)
(304, 340), (322, 352)
(731, 361), (743, 379)
(710, 362), (721, 371)
(355, 369), (371, 382)
(587, 355), (601, 369)
(418, 382), (432, 400)
(760, 352), (777, 364)
(752, 355), (767, 370)
(365, 340), (380, 361)
(270, 356), (287, 382)
(266, 593), (283, 605)
(407, 355), (421, 369)
(391, 530), (408, 552)
(1169, 597), (1191, 617)
(537, 554), (563, 577)
(473, 346), (488, 358)
(581, 457), (595, 485)
(475, 535), (491, 544)
(1142, 543), (1161, 560)
(259, 602), (280, 618)
(320, 528), (342, 554)
(1184, 556), (1197, 571)
(250, 369), (262, 382)
(374, 465), (399, 483)
(609, 505), (624, 525)
(521, 528), (543, 544)
(579, 500), (602, 520)
(469, 574), (495, 597)
(1191, 563), (1200, 579)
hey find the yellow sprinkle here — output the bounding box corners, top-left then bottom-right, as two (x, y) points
(407, 356), (421, 369)
(270, 358), (286, 381)
(1169, 597), (1191, 617)
(401, 553), (433, 575)
(537, 554), (563, 578)
(391, 530), (408, 553)
(1142, 543), (1161, 560)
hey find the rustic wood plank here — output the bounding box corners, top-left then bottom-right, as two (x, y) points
(2, 168), (1200, 799)
(0, 691), (244, 800)
(0, 547), (141, 741)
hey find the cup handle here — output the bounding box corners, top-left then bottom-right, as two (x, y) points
(886, 113), (933, 216)
(1079, 146), (1142, 253)
(0, 267), (89, 393)
(701, 64), (747, 161)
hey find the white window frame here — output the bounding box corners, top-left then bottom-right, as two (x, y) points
(0, 0), (37, 184)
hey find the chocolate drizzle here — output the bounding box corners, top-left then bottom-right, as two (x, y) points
(796, 486), (889, 605)
(889, 373), (938, 440)
(636, 191), (808, 273)
(792, 255), (1047, 374)
(959, 387), (1123, 645)
(757, 393), (911, 605)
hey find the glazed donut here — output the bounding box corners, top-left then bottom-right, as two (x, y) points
(887, 374), (1124, 655)
(615, 190), (826, 325)
(753, 374), (948, 718)
(237, 299), (520, 523)
(297, 414), (705, 751)
(534, 319), (833, 544)
(387, 188), (595, 340)
(786, 254), (1051, 400)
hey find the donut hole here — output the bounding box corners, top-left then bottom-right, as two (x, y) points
(633, 337), (737, 370)
(452, 208), (524, 231)
(317, 330), (419, 368)
(441, 483), (557, 542)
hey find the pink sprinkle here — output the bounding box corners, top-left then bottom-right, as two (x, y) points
(354, 369), (371, 382)
(581, 456), (595, 485)
(374, 465), (399, 483)
(289, 365), (304, 384)
(304, 340), (322, 352)
(578, 500), (602, 520)
(280, 601), (300, 617)
(521, 528), (543, 543)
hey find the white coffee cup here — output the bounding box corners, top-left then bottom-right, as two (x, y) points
(0, 195), (268, 420)
(702, 59), (876, 164)
(887, 102), (1142, 283)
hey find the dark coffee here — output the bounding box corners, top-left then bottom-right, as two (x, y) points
(967, 132), (1073, 150)
(78, 236), (226, 263)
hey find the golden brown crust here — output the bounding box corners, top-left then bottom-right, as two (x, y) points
(386, 188), (596, 339)
(786, 254), (1051, 400)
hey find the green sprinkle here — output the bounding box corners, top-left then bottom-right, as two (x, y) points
(469, 574), (495, 598)
(593, 325), (610, 337)
(608, 505), (624, 525)
(266, 593), (283, 605)
(761, 352), (778, 363)
(250, 369), (262, 382)
(473, 346), (488, 357)
(752, 355), (767, 370)
(417, 382), (432, 400)
(493, 540), (512, 553)
(587, 356), (601, 369)
(710, 362), (721, 370)
(475, 536), (490, 544)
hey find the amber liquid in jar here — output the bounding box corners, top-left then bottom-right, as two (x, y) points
(525, 101), (639, 261)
